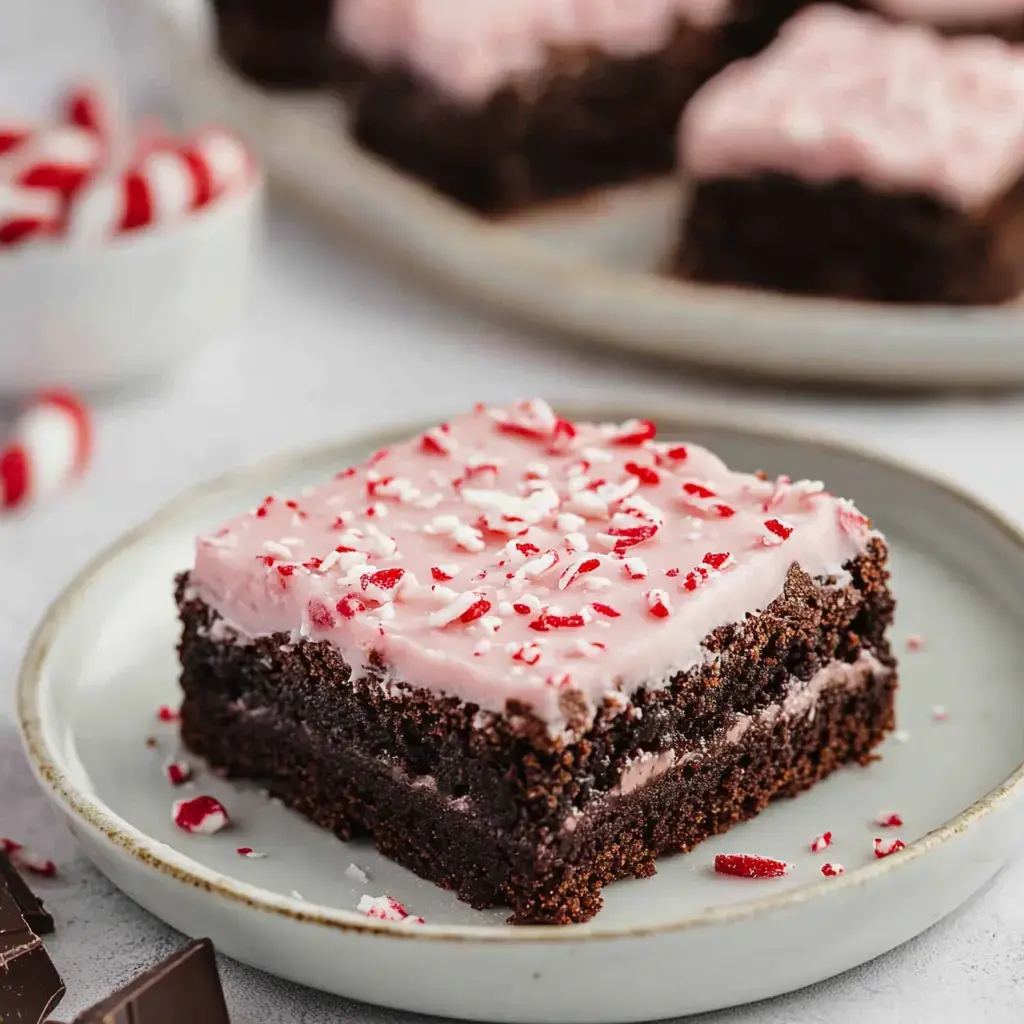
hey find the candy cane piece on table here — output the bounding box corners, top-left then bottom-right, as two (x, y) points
(0, 392), (92, 511)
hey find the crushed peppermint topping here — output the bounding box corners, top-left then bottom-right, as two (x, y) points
(645, 589), (673, 619)
(713, 854), (792, 879)
(1, 839), (57, 877)
(810, 831), (832, 853)
(164, 761), (193, 787)
(194, 403), (878, 733)
(173, 796), (229, 836)
(357, 894), (424, 924)
(873, 837), (906, 859)
(820, 862), (845, 877)
(875, 812), (904, 828)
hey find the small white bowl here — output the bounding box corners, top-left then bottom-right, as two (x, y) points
(0, 175), (263, 396)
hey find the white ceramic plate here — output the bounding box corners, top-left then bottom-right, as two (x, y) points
(148, 0), (1024, 390)
(17, 404), (1024, 1022)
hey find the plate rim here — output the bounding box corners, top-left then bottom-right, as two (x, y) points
(18, 401), (1024, 945)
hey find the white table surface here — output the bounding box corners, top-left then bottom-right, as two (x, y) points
(4, 3), (1024, 1021)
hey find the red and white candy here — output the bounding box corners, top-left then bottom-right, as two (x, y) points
(0, 183), (61, 245)
(173, 795), (230, 836)
(1, 125), (105, 201)
(0, 391), (92, 511)
(356, 894), (424, 924)
(2, 82), (254, 247)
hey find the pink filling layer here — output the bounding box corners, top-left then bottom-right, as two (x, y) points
(189, 401), (876, 735)
(871, 0), (1024, 24)
(334, 0), (733, 102)
(680, 5), (1024, 209)
(603, 651), (883, 806)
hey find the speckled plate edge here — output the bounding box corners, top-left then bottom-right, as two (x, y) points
(148, 0), (1024, 390)
(17, 402), (1024, 948)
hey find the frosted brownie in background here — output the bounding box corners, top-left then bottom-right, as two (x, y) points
(176, 400), (897, 925)
(856, 0), (1024, 39)
(210, 0), (335, 88)
(675, 5), (1024, 304)
(333, 0), (736, 212)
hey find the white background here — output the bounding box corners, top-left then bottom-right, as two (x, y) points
(2, 1), (1024, 1020)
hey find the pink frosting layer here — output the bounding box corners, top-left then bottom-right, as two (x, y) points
(189, 400), (876, 735)
(871, 0), (1024, 24)
(334, 0), (733, 102)
(680, 5), (1024, 209)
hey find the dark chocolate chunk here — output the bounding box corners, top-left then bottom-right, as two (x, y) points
(0, 850), (54, 935)
(0, 881), (65, 1023)
(71, 938), (230, 1024)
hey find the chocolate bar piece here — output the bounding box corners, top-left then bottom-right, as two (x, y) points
(0, 851), (54, 936)
(71, 939), (230, 1024)
(0, 879), (64, 1024)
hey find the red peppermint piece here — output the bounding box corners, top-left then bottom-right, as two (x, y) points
(431, 566), (456, 582)
(172, 795), (229, 836)
(591, 602), (621, 618)
(156, 705), (179, 723)
(164, 762), (192, 787)
(764, 518), (794, 542)
(820, 863), (845, 877)
(336, 594), (367, 619)
(714, 854), (792, 879)
(529, 612), (587, 632)
(810, 831), (832, 853)
(645, 589), (672, 619)
(512, 602), (533, 615)
(607, 523), (658, 553)
(559, 556), (601, 590)
(236, 847), (267, 859)
(1, 839), (57, 878)
(607, 419), (657, 446)
(360, 568), (406, 599)
(459, 598), (491, 624)
(420, 429), (453, 455)
(307, 599), (336, 630)
(624, 462), (660, 486)
(873, 837), (906, 859)
(681, 567), (708, 592)
(875, 813), (904, 829)
(682, 481), (716, 499)
(357, 894), (424, 924)
(276, 564), (296, 577)
(702, 551), (733, 571)
(511, 643), (542, 666)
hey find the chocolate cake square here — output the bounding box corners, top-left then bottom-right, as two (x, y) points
(176, 400), (897, 925)
(676, 5), (1024, 304)
(332, 0), (735, 212)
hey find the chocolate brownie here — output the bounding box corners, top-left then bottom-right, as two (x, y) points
(176, 400), (897, 924)
(675, 6), (1024, 304)
(334, 1), (735, 212)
